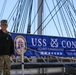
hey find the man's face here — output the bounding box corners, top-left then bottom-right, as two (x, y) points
(0, 24), (8, 30)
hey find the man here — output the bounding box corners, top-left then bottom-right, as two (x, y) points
(0, 19), (14, 75)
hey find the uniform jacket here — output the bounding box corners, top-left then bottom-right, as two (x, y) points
(0, 30), (14, 56)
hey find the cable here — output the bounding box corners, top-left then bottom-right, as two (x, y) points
(25, 46), (76, 60)
(30, 0), (43, 27)
(45, 0), (61, 36)
(52, 0), (63, 36)
(33, 0), (62, 34)
(10, 0), (20, 32)
(66, 2), (76, 37)
(68, 0), (76, 17)
(33, 0), (68, 34)
(62, 0), (74, 37)
(7, 0), (19, 23)
(18, 0), (26, 32)
(68, 0), (76, 27)
(18, 0), (27, 32)
(57, 0), (71, 37)
(19, 0), (30, 33)
(0, 0), (7, 19)
(27, 0), (33, 33)
(42, 0), (69, 34)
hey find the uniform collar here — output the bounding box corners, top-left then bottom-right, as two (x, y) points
(0, 29), (8, 34)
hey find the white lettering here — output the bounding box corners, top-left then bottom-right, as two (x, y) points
(43, 39), (47, 46)
(71, 41), (76, 48)
(61, 40), (66, 48)
(31, 38), (37, 46)
(31, 38), (47, 47)
(62, 40), (76, 48)
(67, 41), (71, 48)
(38, 39), (42, 46)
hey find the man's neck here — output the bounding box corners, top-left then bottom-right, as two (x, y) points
(2, 29), (7, 33)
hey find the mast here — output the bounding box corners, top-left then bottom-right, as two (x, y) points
(37, 0), (43, 35)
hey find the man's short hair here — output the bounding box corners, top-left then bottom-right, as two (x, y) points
(0, 19), (8, 25)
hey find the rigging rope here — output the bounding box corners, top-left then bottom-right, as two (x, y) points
(57, 0), (70, 37)
(0, 0), (7, 20)
(45, 0), (61, 36)
(19, 0), (30, 33)
(27, 0), (33, 33)
(24, 46), (76, 61)
(30, 0), (43, 27)
(52, 0), (63, 36)
(62, 0), (74, 37)
(33, 0), (68, 34)
(7, 0), (19, 23)
(33, 0), (62, 34)
(9, 0), (20, 32)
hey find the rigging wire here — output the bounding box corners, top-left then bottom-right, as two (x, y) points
(7, 0), (19, 23)
(0, 0), (7, 20)
(17, 0), (26, 32)
(33, 0), (68, 34)
(68, 0), (76, 27)
(8, 0), (76, 36)
(61, 0), (73, 37)
(42, 0), (69, 34)
(71, 0), (75, 8)
(10, 0), (20, 32)
(19, 0), (27, 32)
(30, 0), (43, 27)
(52, 0), (63, 36)
(61, 0), (74, 37)
(27, 0), (33, 33)
(66, 1), (76, 37)
(57, 0), (70, 37)
(45, 0), (61, 36)
(18, 0), (26, 32)
(33, 0), (63, 34)
(67, 1), (76, 28)
(68, 0), (76, 17)
(19, 0), (30, 33)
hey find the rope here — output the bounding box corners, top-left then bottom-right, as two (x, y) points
(7, 0), (19, 23)
(0, 0), (7, 19)
(30, 0), (43, 27)
(62, 0), (74, 37)
(45, 0), (61, 36)
(52, 0), (63, 36)
(56, 0), (70, 37)
(33, 0), (68, 34)
(25, 46), (76, 61)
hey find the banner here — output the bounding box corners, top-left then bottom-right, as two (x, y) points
(11, 33), (76, 57)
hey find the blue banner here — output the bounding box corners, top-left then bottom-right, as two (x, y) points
(11, 33), (76, 57)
